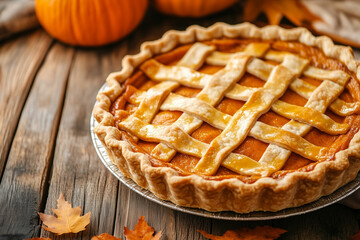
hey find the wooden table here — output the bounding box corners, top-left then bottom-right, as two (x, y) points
(1, 6), (359, 240)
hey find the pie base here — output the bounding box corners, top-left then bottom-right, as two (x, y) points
(94, 22), (360, 213)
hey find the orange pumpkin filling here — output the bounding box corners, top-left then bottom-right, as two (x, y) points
(110, 39), (360, 183)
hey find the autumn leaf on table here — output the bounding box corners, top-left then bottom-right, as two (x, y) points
(38, 193), (91, 235)
(198, 225), (287, 240)
(243, 0), (319, 26)
(124, 216), (162, 240)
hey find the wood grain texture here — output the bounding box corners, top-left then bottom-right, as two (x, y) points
(114, 187), (177, 240)
(0, 5), (359, 240)
(276, 205), (359, 240)
(209, 204), (359, 240)
(0, 43), (74, 240)
(174, 212), (211, 240)
(0, 30), (52, 179)
(39, 47), (125, 239)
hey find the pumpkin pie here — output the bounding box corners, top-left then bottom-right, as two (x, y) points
(93, 23), (360, 213)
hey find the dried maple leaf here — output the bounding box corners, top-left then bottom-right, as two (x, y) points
(350, 231), (360, 240)
(244, 0), (320, 26)
(92, 233), (122, 240)
(124, 216), (162, 240)
(198, 226), (287, 240)
(38, 193), (91, 235)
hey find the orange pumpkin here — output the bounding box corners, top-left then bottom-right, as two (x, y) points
(35, 0), (148, 46)
(153, 0), (238, 18)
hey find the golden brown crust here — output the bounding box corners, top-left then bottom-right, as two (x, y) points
(93, 22), (360, 213)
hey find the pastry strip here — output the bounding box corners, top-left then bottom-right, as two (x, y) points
(302, 67), (349, 86)
(160, 93), (232, 129)
(177, 43), (216, 69)
(250, 122), (326, 161)
(224, 84), (257, 101)
(271, 100), (349, 134)
(132, 81), (179, 122)
(140, 59), (211, 88)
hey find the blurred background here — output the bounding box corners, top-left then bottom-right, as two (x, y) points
(1, 0), (359, 49)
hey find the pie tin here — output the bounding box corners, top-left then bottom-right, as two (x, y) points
(91, 84), (360, 221)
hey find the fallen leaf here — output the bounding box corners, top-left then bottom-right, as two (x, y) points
(124, 216), (162, 240)
(243, 0), (320, 26)
(24, 238), (52, 240)
(92, 233), (122, 240)
(38, 193), (91, 235)
(198, 226), (287, 240)
(350, 231), (360, 240)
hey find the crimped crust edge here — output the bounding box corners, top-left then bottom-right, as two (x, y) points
(93, 22), (360, 213)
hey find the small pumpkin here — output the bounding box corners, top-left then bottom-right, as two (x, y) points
(153, 0), (238, 18)
(35, 0), (148, 47)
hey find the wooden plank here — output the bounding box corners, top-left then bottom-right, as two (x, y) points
(0, 43), (74, 240)
(40, 47), (123, 239)
(209, 205), (358, 239)
(0, 30), (52, 178)
(113, 186), (212, 240)
(277, 204), (359, 240)
(113, 187), (178, 240)
(174, 211), (212, 240)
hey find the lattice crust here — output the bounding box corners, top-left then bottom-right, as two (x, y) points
(93, 23), (360, 213)
(114, 40), (357, 177)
